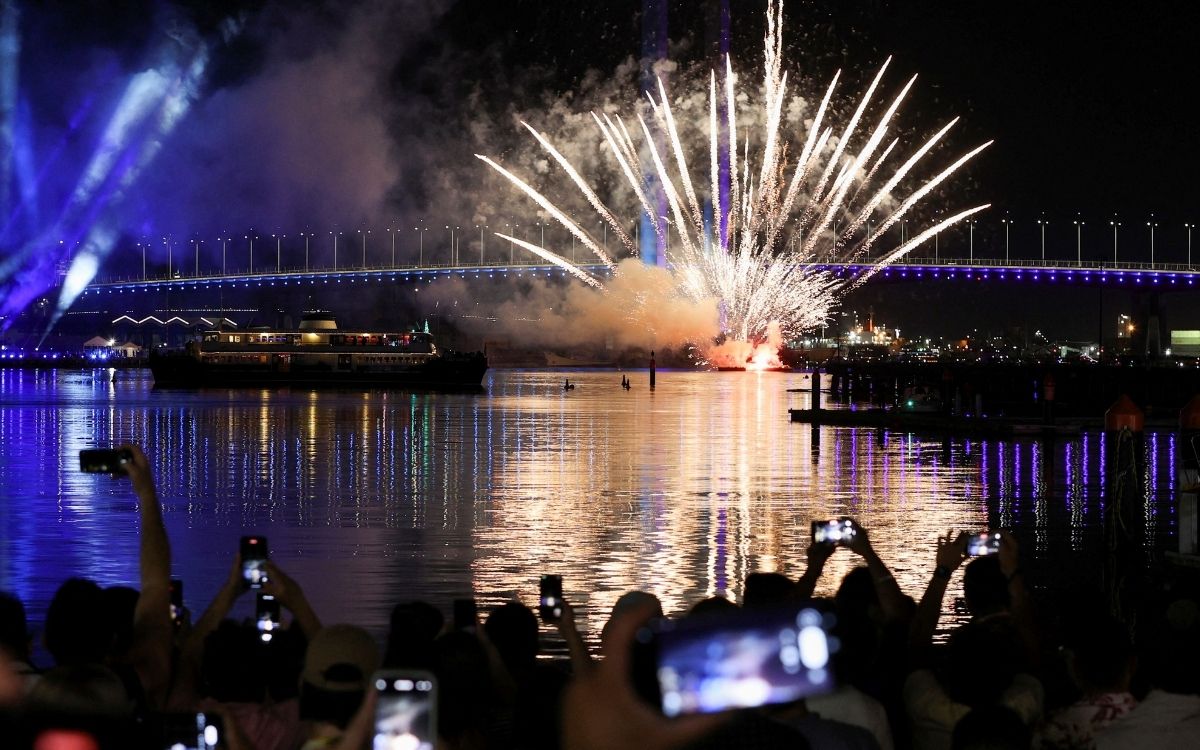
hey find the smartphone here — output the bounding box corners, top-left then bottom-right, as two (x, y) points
(373, 670), (437, 750)
(966, 531), (1001, 556)
(240, 535), (269, 588)
(811, 518), (856, 545)
(539, 575), (563, 622)
(170, 578), (184, 626)
(79, 448), (133, 473)
(453, 598), (478, 631)
(150, 711), (222, 750)
(256, 593), (281, 642)
(633, 604), (837, 717)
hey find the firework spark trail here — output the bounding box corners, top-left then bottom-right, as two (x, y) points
(851, 203), (991, 289)
(480, 0), (989, 361)
(495, 233), (604, 288)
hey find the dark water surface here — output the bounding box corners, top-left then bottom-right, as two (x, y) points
(0, 367), (1178, 649)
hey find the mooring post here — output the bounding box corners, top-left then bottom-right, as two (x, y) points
(1103, 394), (1146, 627)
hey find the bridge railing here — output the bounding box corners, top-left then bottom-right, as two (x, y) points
(89, 254), (1200, 287)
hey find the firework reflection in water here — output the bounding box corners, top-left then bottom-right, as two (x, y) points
(478, 0), (991, 369)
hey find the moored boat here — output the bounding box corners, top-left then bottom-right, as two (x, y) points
(149, 313), (487, 389)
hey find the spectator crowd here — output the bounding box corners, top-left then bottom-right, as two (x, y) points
(1, 445), (1198, 749)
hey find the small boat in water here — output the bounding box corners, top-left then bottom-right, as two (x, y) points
(149, 313), (487, 389)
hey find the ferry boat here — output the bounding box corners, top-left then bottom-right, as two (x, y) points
(149, 313), (487, 389)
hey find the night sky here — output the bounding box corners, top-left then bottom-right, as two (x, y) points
(2, 0), (1198, 339)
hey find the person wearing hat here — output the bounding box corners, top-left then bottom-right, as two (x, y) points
(299, 624), (381, 750)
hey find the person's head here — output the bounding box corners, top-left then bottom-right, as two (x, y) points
(44, 579), (113, 667)
(433, 630), (495, 742)
(384, 600), (444, 670)
(483, 602), (539, 676)
(685, 596), (739, 619)
(299, 624), (380, 730)
(601, 591), (662, 649)
(1068, 614), (1134, 695)
(0, 591), (30, 661)
(27, 664), (133, 719)
(963, 555), (1010, 618)
(100, 587), (139, 659)
(941, 617), (1023, 708)
(835, 566), (883, 617)
(201, 620), (268, 703)
(951, 705), (1031, 750)
(742, 572), (795, 609)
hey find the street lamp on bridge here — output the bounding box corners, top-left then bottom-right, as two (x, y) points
(331, 231), (342, 270)
(1110, 215), (1121, 264)
(358, 229), (369, 268)
(1001, 215), (1012, 264)
(1147, 215), (1157, 267)
(190, 238), (203, 276)
(413, 224), (425, 267)
(138, 240), (147, 280)
(272, 234), (283, 273)
(299, 232), (310, 271)
(476, 224), (486, 264)
(967, 219), (975, 263)
(1187, 223), (1195, 268)
(1073, 217), (1084, 265)
(246, 234), (255, 273)
(219, 235), (227, 275)
(1037, 215), (1048, 263)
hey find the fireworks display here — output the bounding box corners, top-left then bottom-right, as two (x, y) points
(480, 0), (991, 368)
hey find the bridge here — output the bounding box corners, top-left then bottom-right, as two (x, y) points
(81, 255), (1200, 296)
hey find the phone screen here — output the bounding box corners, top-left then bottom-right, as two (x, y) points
(538, 575), (563, 622)
(153, 712), (222, 750)
(240, 536), (269, 588)
(811, 518), (855, 545)
(78, 448), (132, 473)
(966, 532), (1001, 556)
(636, 605), (837, 717)
(373, 672), (437, 750)
(256, 593), (280, 642)
(170, 578), (184, 624)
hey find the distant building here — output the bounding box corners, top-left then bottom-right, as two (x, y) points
(1170, 330), (1200, 357)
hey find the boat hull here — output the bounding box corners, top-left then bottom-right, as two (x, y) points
(149, 351), (488, 390)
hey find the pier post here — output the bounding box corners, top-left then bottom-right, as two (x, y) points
(650, 350), (656, 390)
(1103, 394), (1146, 627)
(811, 367), (821, 412)
(1179, 396), (1200, 555)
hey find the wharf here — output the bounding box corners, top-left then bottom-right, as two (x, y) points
(788, 407), (1085, 438)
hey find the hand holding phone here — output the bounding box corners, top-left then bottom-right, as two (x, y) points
(965, 532), (1001, 556)
(240, 536), (269, 588)
(256, 593), (281, 642)
(79, 448), (134, 473)
(811, 518), (856, 545)
(633, 604), (838, 716)
(539, 575), (564, 623)
(373, 670), (437, 750)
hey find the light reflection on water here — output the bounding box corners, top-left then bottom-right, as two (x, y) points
(0, 367), (1178, 649)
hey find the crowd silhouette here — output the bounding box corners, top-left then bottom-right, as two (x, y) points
(1, 445), (1198, 749)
